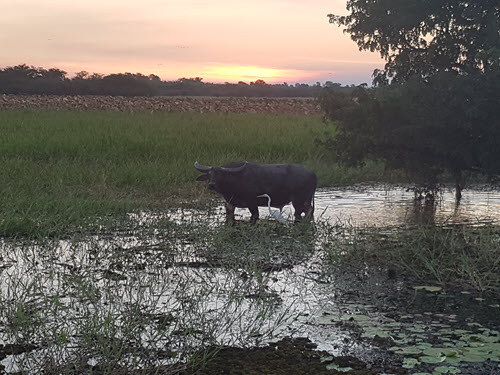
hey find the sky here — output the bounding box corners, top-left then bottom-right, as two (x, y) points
(1, 0), (385, 85)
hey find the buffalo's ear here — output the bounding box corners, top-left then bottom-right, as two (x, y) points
(196, 174), (209, 181)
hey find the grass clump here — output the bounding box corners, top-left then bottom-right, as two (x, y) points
(321, 224), (500, 294)
(0, 217), (315, 374)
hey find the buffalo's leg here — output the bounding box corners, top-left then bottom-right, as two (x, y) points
(292, 202), (304, 222)
(293, 200), (313, 222)
(249, 206), (259, 224)
(303, 201), (314, 220)
(225, 202), (235, 223)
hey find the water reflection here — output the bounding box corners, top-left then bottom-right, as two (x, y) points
(230, 185), (500, 227)
(3, 185), (500, 373)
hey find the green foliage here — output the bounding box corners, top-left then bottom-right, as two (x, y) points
(329, 0), (500, 83)
(319, 71), (500, 192)
(0, 110), (394, 237)
(322, 224), (500, 292)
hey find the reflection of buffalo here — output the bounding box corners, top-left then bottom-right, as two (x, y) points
(195, 161), (317, 223)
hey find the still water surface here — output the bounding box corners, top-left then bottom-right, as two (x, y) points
(237, 185), (500, 226)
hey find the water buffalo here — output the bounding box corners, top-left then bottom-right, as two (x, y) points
(195, 161), (317, 223)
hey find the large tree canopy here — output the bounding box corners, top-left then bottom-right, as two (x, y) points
(319, 71), (500, 197)
(324, 1), (500, 200)
(329, 0), (500, 83)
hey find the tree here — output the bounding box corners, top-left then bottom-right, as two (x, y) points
(74, 71), (89, 80)
(319, 71), (500, 200)
(252, 79), (267, 86)
(329, 0), (500, 83)
(323, 1), (500, 200)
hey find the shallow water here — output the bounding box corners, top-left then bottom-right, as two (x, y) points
(228, 185), (500, 227)
(2, 184), (500, 373)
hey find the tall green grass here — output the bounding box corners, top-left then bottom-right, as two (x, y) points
(0, 110), (390, 236)
(321, 223), (500, 293)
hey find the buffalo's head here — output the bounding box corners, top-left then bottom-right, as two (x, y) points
(194, 161), (247, 192)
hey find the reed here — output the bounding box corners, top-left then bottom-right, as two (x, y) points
(321, 223), (500, 293)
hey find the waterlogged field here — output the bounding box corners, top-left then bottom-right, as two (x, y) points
(1, 208), (500, 374)
(1, 109), (500, 374)
(0, 109), (392, 237)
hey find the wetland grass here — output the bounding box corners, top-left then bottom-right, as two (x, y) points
(321, 223), (500, 294)
(0, 215), (316, 374)
(1, 109), (390, 237)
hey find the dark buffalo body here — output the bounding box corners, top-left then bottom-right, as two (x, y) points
(195, 161), (317, 222)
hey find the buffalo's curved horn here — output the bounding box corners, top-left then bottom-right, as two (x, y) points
(194, 161), (212, 173)
(221, 162), (247, 173)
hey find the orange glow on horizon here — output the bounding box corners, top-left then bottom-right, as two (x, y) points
(201, 65), (305, 84)
(2, 0), (387, 86)
(47, 61), (319, 84)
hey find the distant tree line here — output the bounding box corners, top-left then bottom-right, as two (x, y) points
(0, 64), (354, 97)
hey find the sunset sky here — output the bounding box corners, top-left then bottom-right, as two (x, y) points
(1, 0), (385, 85)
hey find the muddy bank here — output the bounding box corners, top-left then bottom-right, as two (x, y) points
(0, 94), (323, 115)
(180, 338), (404, 375)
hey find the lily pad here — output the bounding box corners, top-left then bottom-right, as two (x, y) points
(423, 347), (445, 357)
(416, 343), (433, 349)
(445, 356), (461, 365)
(325, 363), (353, 372)
(320, 355), (334, 363)
(391, 347), (423, 355)
(402, 357), (419, 369)
(419, 355), (446, 364)
(460, 353), (487, 363)
(433, 365), (461, 374)
(362, 328), (392, 339)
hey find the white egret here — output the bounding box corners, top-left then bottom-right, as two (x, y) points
(257, 194), (288, 225)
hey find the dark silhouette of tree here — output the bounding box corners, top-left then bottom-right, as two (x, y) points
(74, 71), (89, 80)
(320, 72), (500, 200)
(98, 73), (157, 96)
(0, 63), (354, 97)
(323, 1), (500, 200)
(329, 0), (500, 84)
(0, 64), (69, 94)
(252, 79), (267, 86)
